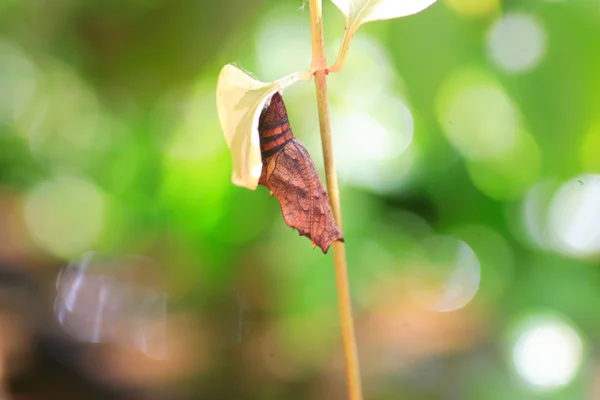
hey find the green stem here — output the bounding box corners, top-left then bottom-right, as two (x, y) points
(308, 1), (363, 400)
(316, 70), (363, 400)
(328, 23), (356, 73)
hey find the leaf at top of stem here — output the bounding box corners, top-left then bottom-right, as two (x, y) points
(331, 0), (437, 28)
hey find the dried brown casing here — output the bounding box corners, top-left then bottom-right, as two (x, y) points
(258, 92), (343, 254)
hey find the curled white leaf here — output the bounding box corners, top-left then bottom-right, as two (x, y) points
(331, 0), (437, 27)
(216, 66), (309, 190)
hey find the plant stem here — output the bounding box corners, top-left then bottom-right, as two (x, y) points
(276, 70), (314, 89)
(308, 0), (326, 72)
(308, 1), (363, 399)
(328, 24), (356, 73)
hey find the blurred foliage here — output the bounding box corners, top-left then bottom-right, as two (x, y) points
(1, 0), (600, 399)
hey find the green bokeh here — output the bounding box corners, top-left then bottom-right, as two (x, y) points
(1, 0), (599, 399)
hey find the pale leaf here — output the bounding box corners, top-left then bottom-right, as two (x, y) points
(216, 65), (280, 190)
(331, 0), (436, 27)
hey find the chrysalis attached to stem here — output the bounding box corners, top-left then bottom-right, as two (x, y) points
(258, 93), (344, 254)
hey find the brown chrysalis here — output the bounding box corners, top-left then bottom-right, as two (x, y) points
(258, 92), (344, 254)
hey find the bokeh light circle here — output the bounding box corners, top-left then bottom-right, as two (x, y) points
(450, 224), (515, 302)
(165, 82), (224, 161)
(437, 69), (520, 160)
(465, 130), (541, 200)
(12, 59), (115, 169)
(255, 12), (311, 81)
(510, 313), (584, 390)
(332, 96), (414, 193)
(407, 236), (481, 312)
(547, 174), (600, 257)
(23, 176), (105, 258)
(327, 36), (396, 107)
(486, 13), (547, 74)
(55, 252), (168, 360)
(0, 40), (38, 125)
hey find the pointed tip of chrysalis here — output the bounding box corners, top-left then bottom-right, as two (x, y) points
(319, 237), (344, 255)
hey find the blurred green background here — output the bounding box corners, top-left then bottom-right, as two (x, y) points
(1, 0), (600, 399)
